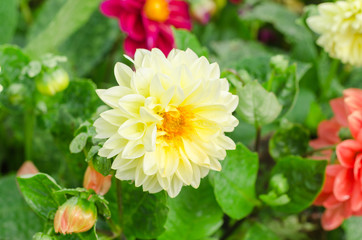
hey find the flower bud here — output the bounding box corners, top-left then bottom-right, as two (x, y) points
(54, 197), (97, 234)
(16, 161), (39, 177)
(0, 84), (3, 93)
(190, 0), (216, 24)
(83, 166), (112, 195)
(230, 0), (242, 4)
(36, 67), (69, 96)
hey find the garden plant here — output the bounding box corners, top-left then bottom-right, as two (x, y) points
(1, 0), (362, 239)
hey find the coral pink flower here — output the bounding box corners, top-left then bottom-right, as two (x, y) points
(309, 97), (348, 160)
(344, 88), (362, 114)
(311, 88), (362, 230)
(330, 97), (348, 127)
(309, 118), (341, 160)
(314, 164), (362, 230)
(83, 166), (112, 196)
(100, 0), (192, 56)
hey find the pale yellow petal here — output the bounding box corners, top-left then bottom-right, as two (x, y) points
(114, 62), (133, 87)
(118, 119), (146, 140)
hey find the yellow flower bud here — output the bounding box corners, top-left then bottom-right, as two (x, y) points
(36, 68), (69, 96)
(54, 197), (97, 234)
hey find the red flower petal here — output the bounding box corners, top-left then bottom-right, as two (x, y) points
(344, 88), (362, 113)
(348, 111), (362, 143)
(100, 0), (124, 18)
(167, 1), (192, 30)
(323, 194), (342, 208)
(333, 168), (353, 201)
(354, 153), (362, 183)
(321, 205), (345, 231)
(351, 181), (362, 211)
(330, 97), (348, 127)
(155, 25), (174, 55)
(124, 37), (147, 57)
(336, 140), (362, 168)
(120, 12), (146, 41)
(326, 164), (344, 176)
(314, 192), (331, 205)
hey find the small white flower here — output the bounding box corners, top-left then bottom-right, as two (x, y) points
(0, 84), (3, 93)
(307, 0), (362, 66)
(94, 48), (239, 197)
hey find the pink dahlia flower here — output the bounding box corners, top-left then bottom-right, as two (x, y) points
(311, 88), (362, 230)
(100, 0), (192, 56)
(309, 97), (347, 160)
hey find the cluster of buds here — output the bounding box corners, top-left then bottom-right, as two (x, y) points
(52, 165), (112, 234)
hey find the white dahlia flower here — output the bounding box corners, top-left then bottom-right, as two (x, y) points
(94, 48), (238, 197)
(307, 0), (362, 66)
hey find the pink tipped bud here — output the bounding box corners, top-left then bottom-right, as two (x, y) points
(190, 0), (216, 25)
(230, 0), (243, 4)
(83, 166), (112, 195)
(17, 161), (39, 176)
(54, 197), (97, 234)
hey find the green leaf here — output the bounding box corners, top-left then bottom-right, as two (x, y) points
(210, 143), (259, 219)
(259, 192), (290, 206)
(0, 0), (18, 44)
(86, 145), (101, 162)
(0, 175), (42, 240)
(69, 132), (89, 153)
(33, 233), (55, 240)
(0, 45), (30, 84)
(122, 182), (169, 239)
(343, 216), (362, 240)
(158, 179), (223, 240)
(243, 222), (281, 240)
(269, 123), (310, 159)
(59, 11), (119, 76)
(211, 41), (277, 70)
(27, 0), (66, 40)
(271, 156), (327, 213)
(260, 174), (290, 206)
(61, 79), (101, 119)
(173, 28), (209, 57)
(242, 2), (317, 62)
(25, 0), (103, 57)
(17, 173), (66, 220)
(56, 226), (98, 240)
(92, 155), (112, 176)
(237, 80), (282, 126)
(265, 61), (300, 116)
(285, 88), (316, 124)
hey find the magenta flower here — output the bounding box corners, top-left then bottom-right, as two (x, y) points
(100, 0), (192, 56)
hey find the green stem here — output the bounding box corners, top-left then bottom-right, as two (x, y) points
(322, 59), (339, 98)
(224, 69), (245, 85)
(254, 125), (261, 153)
(20, 0), (33, 25)
(266, 70), (275, 92)
(24, 104), (35, 161)
(304, 145), (336, 157)
(116, 180), (126, 240)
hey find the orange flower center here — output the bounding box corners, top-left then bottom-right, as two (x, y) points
(158, 107), (194, 142)
(143, 0), (170, 22)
